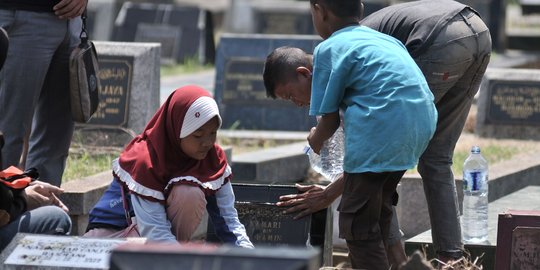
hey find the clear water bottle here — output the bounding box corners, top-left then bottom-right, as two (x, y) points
(304, 126), (344, 182)
(461, 145), (489, 243)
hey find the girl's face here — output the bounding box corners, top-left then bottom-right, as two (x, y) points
(180, 116), (220, 160)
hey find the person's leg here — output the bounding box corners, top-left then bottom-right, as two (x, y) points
(166, 184), (207, 241)
(414, 9), (491, 260)
(0, 206), (71, 251)
(25, 17), (81, 185)
(339, 172), (392, 270)
(0, 11), (70, 182)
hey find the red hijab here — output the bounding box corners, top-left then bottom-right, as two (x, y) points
(113, 85), (230, 201)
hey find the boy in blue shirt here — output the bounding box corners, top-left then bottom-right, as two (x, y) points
(264, 0), (437, 268)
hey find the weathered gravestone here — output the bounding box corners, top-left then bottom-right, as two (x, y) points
(214, 33), (321, 131)
(495, 210), (540, 270)
(86, 0), (119, 41)
(0, 233), (143, 270)
(224, 0), (389, 35)
(476, 68), (540, 140)
(109, 242), (320, 270)
(521, 0), (540, 14)
(77, 41), (160, 146)
(206, 183), (333, 266)
(112, 2), (215, 64)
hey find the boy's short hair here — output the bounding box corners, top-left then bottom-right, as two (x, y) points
(309, 0), (363, 19)
(263, 46), (311, 99)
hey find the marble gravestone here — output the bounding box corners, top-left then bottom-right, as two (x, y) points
(0, 234), (142, 270)
(77, 41), (160, 146)
(214, 33), (321, 131)
(476, 68), (540, 140)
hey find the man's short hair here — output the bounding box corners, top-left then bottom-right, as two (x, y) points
(263, 46), (311, 99)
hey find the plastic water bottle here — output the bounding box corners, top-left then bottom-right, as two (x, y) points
(461, 145), (489, 243)
(304, 126), (344, 182)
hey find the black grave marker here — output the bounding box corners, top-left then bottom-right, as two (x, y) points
(134, 23), (182, 64)
(109, 242), (320, 270)
(485, 81), (540, 126)
(214, 33), (321, 131)
(88, 55), (134, 127)
(206, 183), (332, 266)
(112, 2), (215, 64)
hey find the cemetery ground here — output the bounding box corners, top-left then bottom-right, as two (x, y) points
(63, 104), (540, 182)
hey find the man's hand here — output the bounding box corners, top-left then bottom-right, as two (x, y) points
(276, 184), (332, 219)
(53, 0), (88, 19)
(24, 181), (69, 212)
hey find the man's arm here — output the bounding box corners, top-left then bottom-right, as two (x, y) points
(277, 174), (344, 219)
(308, 111), (340, 154)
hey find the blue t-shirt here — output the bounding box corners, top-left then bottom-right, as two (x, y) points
(310, 25), (437, 173)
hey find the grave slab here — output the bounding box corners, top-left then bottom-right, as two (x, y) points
(231, 141), (309, 183)
(495, 209), (540, 270)
(0, 233), (144, 270)
(112, 2), (215, 64)
(405, 185), (540, 269)
(206, 183), (333, 267)
(109, 242), (320, 270)
(476, 68), (540, 140)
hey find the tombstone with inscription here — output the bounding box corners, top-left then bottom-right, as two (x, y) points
(476, 68), (540, 140)
(78, 41), (160, 147)
(206, 183), (333, 267)
(495, 210), (540, 270)
(112, 2), (215, 64)
(214, 33), (321, 131)
(0, 234), (144, 270)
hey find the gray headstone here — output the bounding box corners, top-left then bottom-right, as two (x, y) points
(86, 0), (119, 41)
(214, 33), (321, 131)
(476, 68), (540, 140)
(79, 42), (159, 143)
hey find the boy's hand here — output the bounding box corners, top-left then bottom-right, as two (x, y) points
(276, 183), (331, 219)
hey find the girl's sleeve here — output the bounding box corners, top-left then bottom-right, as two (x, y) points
(130, 194), (178, 244)
(206, 182), (254, 248)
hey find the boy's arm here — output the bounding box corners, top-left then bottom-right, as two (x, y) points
(308, 111), (340, 154)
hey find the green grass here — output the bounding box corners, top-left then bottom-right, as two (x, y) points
(408, 144), (521, 177)
(160, 57), (213, 77)
(63, 148), (120, 181)
(451, 144), (520, 176)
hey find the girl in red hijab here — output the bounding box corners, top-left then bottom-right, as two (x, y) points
(85, 85), (253, 248)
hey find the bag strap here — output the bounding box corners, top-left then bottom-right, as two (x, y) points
(120, 182), (133, 226)
(79, 9), (89, 45)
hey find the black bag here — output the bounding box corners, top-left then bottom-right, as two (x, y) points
(69, 10), (100, 123)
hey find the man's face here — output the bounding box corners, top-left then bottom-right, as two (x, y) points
(274, 69), (312, 107)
